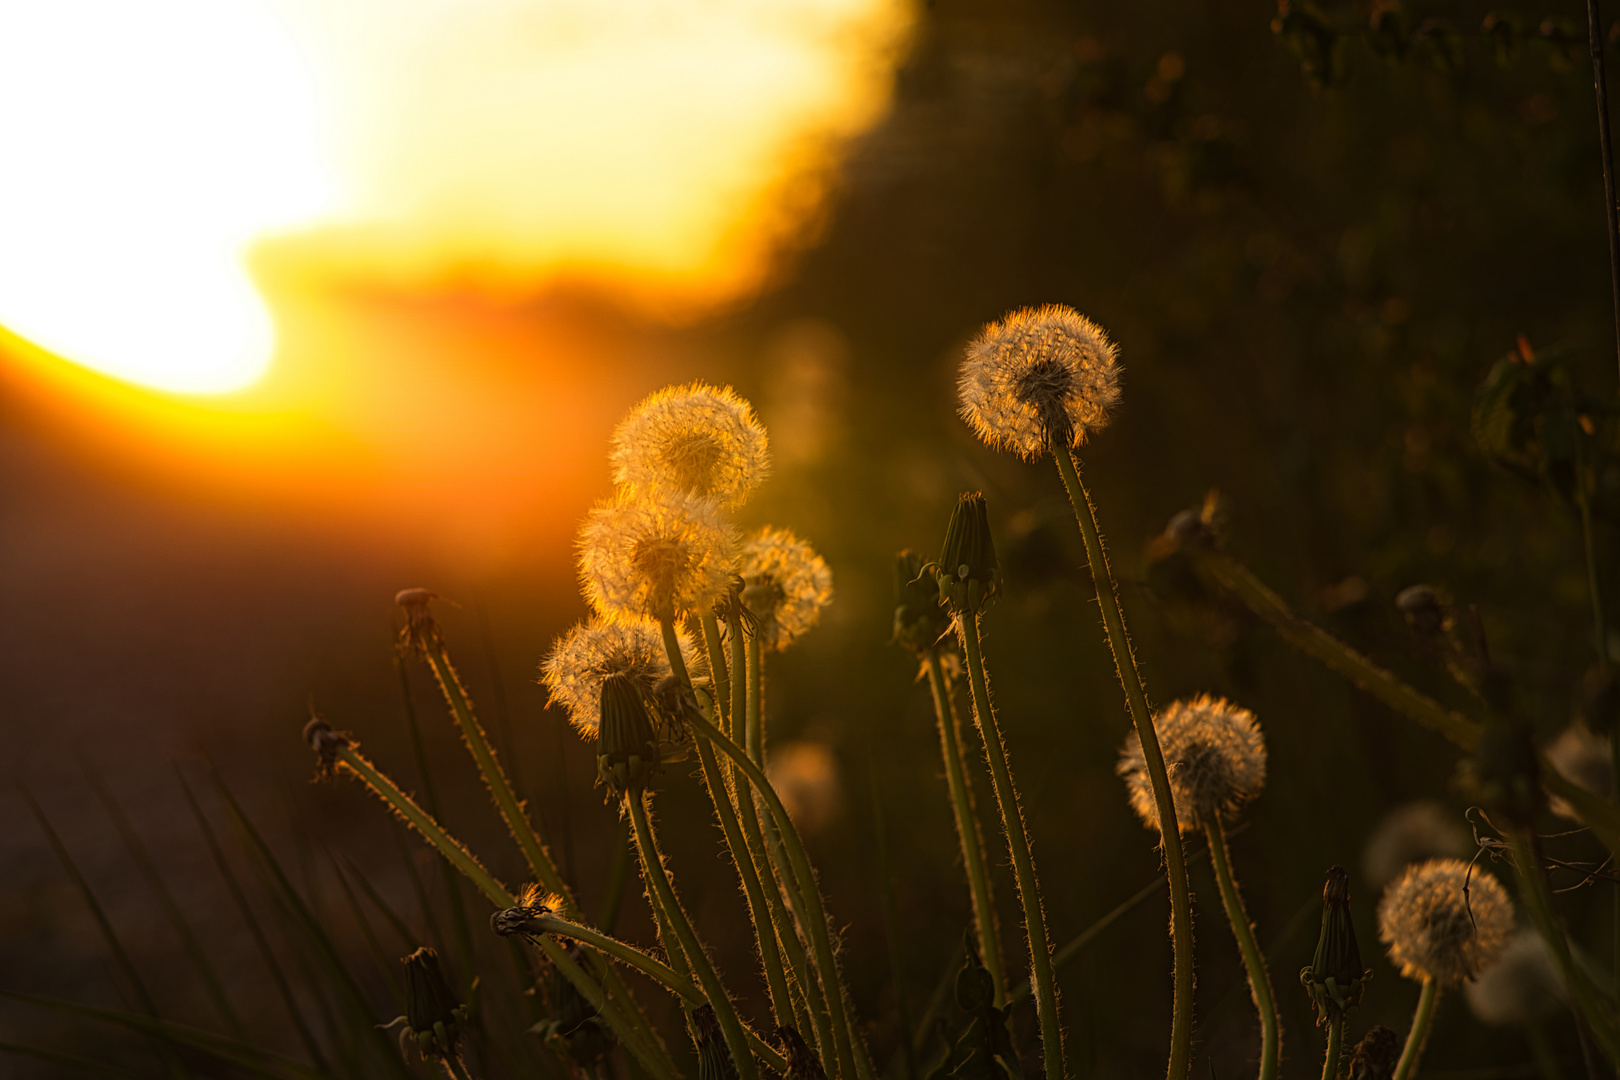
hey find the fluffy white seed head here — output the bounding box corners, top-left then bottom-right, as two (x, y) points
(1362, 800), (1473, 890)
(1378, 858), (1514, 986)
(578, 490), (739, 621)
(610, 382), (770, 509)
(958, 304), (1122, 460)
(1543, 724), (1614, 820)
(1464, 929), (1565, 1026)
(541, 616), (702, 736)
(1117, 694), (1266, 834)
(739, 525), (833, 652)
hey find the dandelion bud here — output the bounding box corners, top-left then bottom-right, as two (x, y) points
(597, 673), (659, 795)
(958, 304), (1121, 459)
(542, 617), (702, 736)
(1543, 723), (1614, 819)
(610, 382), (770, 509)
(1346, 1025), (1399, 1080)
(893, 549), (951, 655)
(578, 490), (739, 622)
(1464, 928), (1565, 1026)
(776, 1026), (828, 1080)
(1301, 866), (1370, 1024)
(401, 946), (465, 1060)
(694, 1005), (739, 1080)
(936, 493), (999, 615)
(738, 525), (834, 651)
(1117, 694), (1266, 834)
(1378, 859), (1514, 986)
(394, 587), (441, 657)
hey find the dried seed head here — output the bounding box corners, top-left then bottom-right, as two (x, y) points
(1361, 801), (1473, 890)
(401, 946), (465, 1060)
(1347, 1025), (1400, 1080)
(394, 587), (441, 657)
(1464, 928), (1565, 1026)
(1301, 866), (1371, 1024)
(597, 672), (660, 795)
(1378, 858), (1514, 986)
(491, 884), (558, 937)
(738, 525), (833, 651)
(1543, 723), (1613, 820)
(611, 382), (770, 509)
(958, 305), (1121, 459)
(936, 492), (999, 615)
(1118, 694), (1267, 833)
(303, 715), (355, 779)
(542, 617), (702, 736)
(1394, 584), (1450, 638)
(578, 490), (739, 622)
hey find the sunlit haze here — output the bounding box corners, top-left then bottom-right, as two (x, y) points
(0, 0), (909, 396)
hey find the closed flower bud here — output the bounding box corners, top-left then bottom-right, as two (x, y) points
(694, 1005), (739, 1080)
(302, 715), (354, 779)
(542, 616), (703, 737)
(777, 1026), (828, 1080)
(1301, 866), (1371, 1024)
(610, 382), (770, 510)
(893, 549), (951, 654)
(401, 947), (465, 1060)
(1378, 859), (1514, 986)
(936, 493), (999, 615)
(1117, 694), (1266, 834)
(1464, 929), (1565, 1026)
(1346, 1025), (1400, 1080)
(597, 673), (659, 795)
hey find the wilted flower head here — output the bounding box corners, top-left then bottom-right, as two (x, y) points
(766, 740), (842, 835)
(578, 490), (738, 621)
(610, 382), (769, 509)
(1118, 694), (1266, 834)
(893, 549), (951, 655)
(542, 617), (702, 735)
(1378, 858), (1514, 985)
(1543, 723), (1613, 819)
(1464, 928), (1564, 1026)
(1361, 801), (1473, 890)
(1346, 1026), (1400, 1080)
(958, 304), (1121, 459)
(739, 526), (833, 651)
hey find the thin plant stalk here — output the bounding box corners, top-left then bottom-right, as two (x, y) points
(730, 618), (749, 743)
(1583, 0), (1620, 391)
(1575, 436), (1610, 672)
(1056, 444), (1188, 1080)
(1392, 978), (1440, 1080)
(747, 634), (766, 765)
(1321, 1016), (1343, 1080)
(869, 748), (917, 1080)
(956, 614), (1065, 1080)
(626, 792), (760, 1080)
(1205, 818), (1280, 1080)
(444, 1056), (474, 1080)
(688, 709), (872, 1080)
(924, 647), (1006, 1006)
(700, 611), (733, 725)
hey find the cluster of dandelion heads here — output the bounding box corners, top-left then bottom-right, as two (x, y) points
(1378, 858), (1514, 986)
(958, 304), (1121, 459)
(610, 382), (770, 509)
(542, 616), (703, 736)
(1118, 694), (1266, 834)
(578, 489), (739, 622)
(739, 525), (833, 652)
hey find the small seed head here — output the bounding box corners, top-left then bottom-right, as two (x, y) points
(936, 493), (999, 615)
(1301, 866), (1371, 1024)
(738, 525), (833, 652)
(1378, 858), (1514, 986)
(578, 490), (739, 622)
(1464, 928), (1565, 1026)
(596, 673), (659, 795)
(542, 617), (702, 736)
(610, 382), (770, 509)
(1118, 694), (1266, 834)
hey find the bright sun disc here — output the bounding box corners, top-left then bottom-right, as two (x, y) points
(0, 1), (334, 394)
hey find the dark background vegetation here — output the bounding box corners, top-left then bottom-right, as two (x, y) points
(4, 0), (1619, 1076)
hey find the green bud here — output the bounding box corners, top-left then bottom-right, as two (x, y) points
(402, 947), (464, 1060)
(694, 1005), (739, 1080)
(1300, 866), (1370, 1024)
(936, 493), (999, 616)
(894, 549), (951, 654)
(597, 672), (659, 795)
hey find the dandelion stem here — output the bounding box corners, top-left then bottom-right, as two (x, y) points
(1392, 978), (1440, 1080)
(1576, 434), (1610, 672)
(924, 647), (1006, 1006)
(730, 617), (749, 744)
(747, 634), (766, 766)
(627, 792), (760, 1080)
(955, 613), (1066, 1080)
(1056, 446), (1176, 1079)
(1320, 1015), (1343, 1080)
(444, 1055), (474, 1080)
(600, 816), (632, 933)
(700, 612), (733, 724)
(1205, 817), (1279, 1080)
(685, 708), (869, 1080)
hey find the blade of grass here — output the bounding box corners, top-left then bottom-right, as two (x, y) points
(0, 1041), (148, 1078)
(327, 850), (405, 1009)
(340, 852), (417, 953)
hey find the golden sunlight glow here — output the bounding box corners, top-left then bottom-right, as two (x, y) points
(0, 0), (909, 395)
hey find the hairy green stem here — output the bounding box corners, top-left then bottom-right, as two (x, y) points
(924, 648), (1006, 1006)
(1056, 446), (1185, 1080)
(444, 1053), (474, 1080)
(1321, 1015), (1343, 1080)
(1392, 978), (1439, 1080)
(700, 612), (733, 725)
(600, 816), (632, 933)
(729, 619), (748, 744)
(1206, 818), (1279, 1080)
(627, 793), (759, 1080)
(956, 615), (1065, 1080)
(747, 634), (766, 766)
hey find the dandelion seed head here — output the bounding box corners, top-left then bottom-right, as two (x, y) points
(1464, 928), (1565, 1025)
(611, 382), (770, 509)
(542, 616), (701, 736)
(739, 525), (833, 652)
(578, 490), (738, 621)
(1378, 858), (1514, 986)
(958, 305), (1121, 460)
(1118, 694), (1266, 834)
(1362, 800), (1473, 889)
(1543, 723), (1613, 820)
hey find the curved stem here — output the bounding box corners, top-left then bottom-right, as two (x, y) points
(1056, 446), (1186, 1080)
(1320, 1015), (1342, 1080)
(924, 648), (1006, 1007)
(1583, 0), (1620, 392)
(627, 793), (759, 1080)
(1392, 978), (1439, 1080)
(1205, 818), (1279, 1080)
(957, 614), (1065, 1080)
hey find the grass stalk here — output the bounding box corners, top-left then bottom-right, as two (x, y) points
(1205, 818), (1279, 1080)
(1392, 978), (1440, 1080)
(1056, 444), (1186, 1080)
(923, 647), (1005, 1005)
